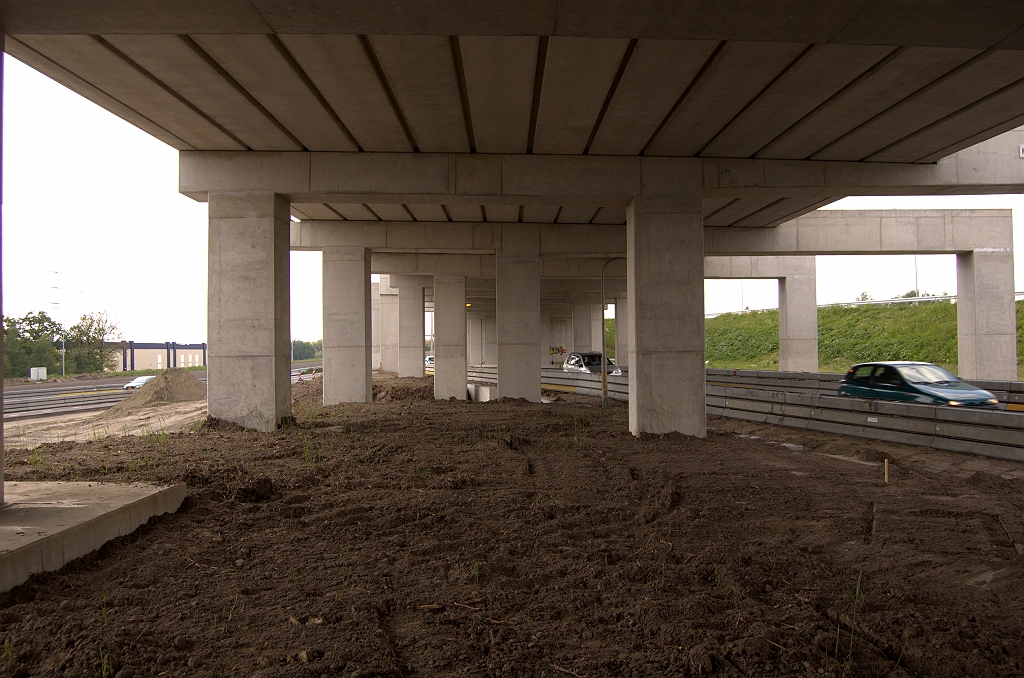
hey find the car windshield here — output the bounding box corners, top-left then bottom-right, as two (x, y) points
(895, 364), (959, 385)
(581, 354), (603, 366)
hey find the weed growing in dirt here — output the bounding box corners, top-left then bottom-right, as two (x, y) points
(27, 451), (44, 468)
(471, 561), (489, 584)
(302, 435), (322, 468)
(834, 571), (863, 676)
(4, 639), (13, 672)
(572, 415), (587, 447)
(98, 594), (115, 677)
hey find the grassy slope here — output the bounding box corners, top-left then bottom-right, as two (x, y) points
(705, 299), (1024, 379)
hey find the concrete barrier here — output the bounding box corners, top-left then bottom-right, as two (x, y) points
(466, 367), (1024, 461)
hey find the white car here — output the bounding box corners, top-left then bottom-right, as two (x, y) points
(123, 375), (156, 390)
(425, 355), (435, 368)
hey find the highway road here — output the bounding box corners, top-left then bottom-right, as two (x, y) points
(3, 363), (322, 420)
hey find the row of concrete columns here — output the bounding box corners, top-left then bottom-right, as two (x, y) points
(207, 193), (1017, 439)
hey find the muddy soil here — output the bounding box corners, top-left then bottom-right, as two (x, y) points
(3, 374), (1024, 678)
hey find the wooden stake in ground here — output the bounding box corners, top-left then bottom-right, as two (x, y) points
(884, 458), (889, 484)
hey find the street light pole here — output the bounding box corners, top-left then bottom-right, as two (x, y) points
(600, 257), (624, 407)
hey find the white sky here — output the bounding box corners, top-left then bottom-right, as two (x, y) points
(3, 54), (1022, 342)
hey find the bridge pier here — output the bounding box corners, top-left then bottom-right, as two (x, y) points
(207, 192), (291, 431)
(957, 248), (1018, 381)
(322, 246), (372, 405)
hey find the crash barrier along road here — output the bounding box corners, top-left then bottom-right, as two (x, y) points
(3, 369), (321, 421)
(467, 366), (1024, 462)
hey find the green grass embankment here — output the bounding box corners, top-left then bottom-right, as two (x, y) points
(705, 299), (1024, 380)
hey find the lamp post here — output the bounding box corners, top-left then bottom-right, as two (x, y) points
(600, 257), (625, 406)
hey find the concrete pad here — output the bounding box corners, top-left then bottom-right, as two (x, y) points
(0, 482), (186, 593)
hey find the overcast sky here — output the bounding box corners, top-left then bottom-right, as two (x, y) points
(3, 54), (1022, 342)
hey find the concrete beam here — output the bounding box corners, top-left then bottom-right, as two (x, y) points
(292, 208), (1014, 259)
(6, 4), (1024, 52)
(183, 131), (1024, 203)
(705, 209), (1015, 256)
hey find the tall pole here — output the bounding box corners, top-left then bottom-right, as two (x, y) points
(600, 257), (624, 406)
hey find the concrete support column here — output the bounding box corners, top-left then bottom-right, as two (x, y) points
(379, 276), (399, 373)
(572, 302), (593, 353)
(484, 316), (498, 365)
(398, 286), (425, 378)
(371, 281), (381, 370)
(207, 192), (291, 431)
(434, 276), (467, 399)
(322, 246), (372, 404)
(957, 249), (1018, 380)
(467, 316), (483, 366)
(1, 37), (6, 504)
(778, 261), (819, 373)
(615, 297), (629, 369)
(592, 304), (605, 353)
(627, 197), (705, 437)
(497, 256), (541, 400)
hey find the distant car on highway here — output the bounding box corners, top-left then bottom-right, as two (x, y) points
(838, 361), (1000, 408)
(563, 352), (621, 376)
(425, 355), (435, 368)
(123, 375), (156, 391)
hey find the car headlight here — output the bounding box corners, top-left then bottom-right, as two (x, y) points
(988, 398), (999, 404)
(947, 401), (962, 406)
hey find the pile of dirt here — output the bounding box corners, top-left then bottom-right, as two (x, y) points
(103, 368), (207, 417)
(5, 378), (1024, 677)
(373, 374), (434, 402)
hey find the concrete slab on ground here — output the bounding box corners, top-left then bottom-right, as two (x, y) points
(0, 481), (186, 592)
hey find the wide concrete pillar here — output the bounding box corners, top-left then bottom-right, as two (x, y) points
(434, 276), (467, 399)
(467, 315), (484, 366)
(778, 262), (819, 373)
(483, 316), (498, 365)
(322, 246), (372, 404)
(1, 37), (5, 504)
(572, 302), (593, 353)
(627, 197), (705, 437)
(592, 304), (605, 353)
(957, 249), (1018, 380)
(497, 256), (541, 400)
(208, 192), (291, 431)
(398, 286), (425, 378)
(371, 281), (381, 370)
(615, 297), (628, 369)
(379, 276), (399, 373)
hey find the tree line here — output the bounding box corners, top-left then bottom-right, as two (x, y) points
(4, 311), (122, 378)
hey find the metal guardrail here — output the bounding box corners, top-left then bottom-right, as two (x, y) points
(468, 365), (1024, 462)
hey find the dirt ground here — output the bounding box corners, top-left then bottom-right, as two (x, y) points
(3, 402), (207, 450)
(3, 374), (1024, 678)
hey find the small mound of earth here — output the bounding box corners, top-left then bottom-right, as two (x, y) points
(373, 376), (434, 402)
(103, 368), (207, 417)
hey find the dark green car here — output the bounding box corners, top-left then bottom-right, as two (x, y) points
(838, 361), (1001, 408)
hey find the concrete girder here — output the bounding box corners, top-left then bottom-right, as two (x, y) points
(292, 208), (1014, 259)
(5, 4), (1024, 51)
(181, 131), (1024, 204)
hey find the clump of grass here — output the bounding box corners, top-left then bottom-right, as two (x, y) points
(833, 571), (863, 677)
(302, 436), (322, 468)
(470, 561), (489, 584)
